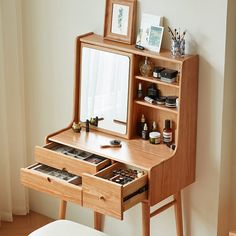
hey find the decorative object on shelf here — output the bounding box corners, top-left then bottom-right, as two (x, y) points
(168, 26), (186, 58)
(139, 56), (153, 77)
(104, 0), (137, 44)
(163, 119), (173, 144)
(136, 13), (164, 53)
(137, 82), (143, 99)
(160, 69), (178, 83)
(149, 131), (161, 144)
(72, 122), (81, 133)
(153, 66), (165, 78)
(147, 83), (159, 99)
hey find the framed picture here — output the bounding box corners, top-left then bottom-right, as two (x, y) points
(136, 14), (164, 53)
(104, 0), (137, 44)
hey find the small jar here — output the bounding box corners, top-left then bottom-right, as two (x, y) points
(149, 132), (161, 144)
(153, 67), (165, 78)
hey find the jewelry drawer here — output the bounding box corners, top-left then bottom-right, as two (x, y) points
(20, 163), (82, 205)
(35, 142), (111, 176)
(82, 162), (148, 220)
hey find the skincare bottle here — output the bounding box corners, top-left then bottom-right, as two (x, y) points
(137, 114), (146, 136)
(142, 123), (149, 140)
(152, 121), (157, 132)
(86, 119), (90, 132)
(137, 82), (143, 99)
(163, 119), (173, 144)
(139, 57), (153, 77)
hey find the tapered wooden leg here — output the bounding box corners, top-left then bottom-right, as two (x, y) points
(94, 212), (102, 231)
(142, 201), (150, 236)
(174, 191), (183, 236)
(59, 200), (67, 219)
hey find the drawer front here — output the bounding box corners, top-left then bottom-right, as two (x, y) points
(35, 143), (111, 176)
(83, 163), (148, 220)
(20, 164), (82, 205)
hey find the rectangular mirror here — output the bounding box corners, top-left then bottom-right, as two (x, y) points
(79, 46), (131, 135)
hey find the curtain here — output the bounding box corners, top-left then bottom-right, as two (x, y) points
(0, 0), (28, 222)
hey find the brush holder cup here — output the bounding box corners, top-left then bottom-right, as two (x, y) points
(170, 39), (185, 58)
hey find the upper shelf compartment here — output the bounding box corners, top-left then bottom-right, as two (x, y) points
(80, 33), (194, 64)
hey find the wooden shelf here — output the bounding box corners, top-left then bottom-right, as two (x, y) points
(134, 100), (178, 114)
(135, 75), (180, 89)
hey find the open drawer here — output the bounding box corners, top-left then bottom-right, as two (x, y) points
(82, 162), (148, 220)
(21, 163), (82, 205)
(35, 142), (111, 176)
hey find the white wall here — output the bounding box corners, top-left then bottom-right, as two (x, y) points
(20, 0), (233, 235)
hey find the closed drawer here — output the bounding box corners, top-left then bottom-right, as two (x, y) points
(21, 163), (82, 205)
(35, 142), (111, 176)
(83, 162), (148, 220)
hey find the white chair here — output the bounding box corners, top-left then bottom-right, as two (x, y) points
(29, 220), (109, 236)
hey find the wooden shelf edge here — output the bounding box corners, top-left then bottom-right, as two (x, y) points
(134, 100), (178, 114)
(135, 75), (180, 89)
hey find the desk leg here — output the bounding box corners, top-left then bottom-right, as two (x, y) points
(94, 211), (102, 231)
(59, 200), (67, 219)
(142, 201), (150, 236)
(174, 191), (183, 236)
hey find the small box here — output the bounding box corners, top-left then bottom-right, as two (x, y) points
(160, 69), (178, 79)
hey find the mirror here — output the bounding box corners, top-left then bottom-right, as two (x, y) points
(80, 46), (130, 134)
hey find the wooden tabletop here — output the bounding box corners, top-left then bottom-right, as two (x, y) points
(49, 128), (174, 171)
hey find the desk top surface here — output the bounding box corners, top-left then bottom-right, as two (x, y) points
(49, 128), (174, 171)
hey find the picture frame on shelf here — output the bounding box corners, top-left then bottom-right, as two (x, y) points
(104, 0), (137, 44)
(136, 13), (164, 53)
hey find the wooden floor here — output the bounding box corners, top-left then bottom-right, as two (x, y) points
(0, 211), (53, 236)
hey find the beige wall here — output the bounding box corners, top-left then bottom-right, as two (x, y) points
(19, 0), (235, 235)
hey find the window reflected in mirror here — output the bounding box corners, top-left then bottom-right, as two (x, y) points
(80, 47), (130, 134)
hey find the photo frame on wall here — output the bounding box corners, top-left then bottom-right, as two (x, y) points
(104, 0), (137, 44)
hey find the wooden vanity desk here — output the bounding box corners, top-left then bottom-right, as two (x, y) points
(21, 33), (198, 236)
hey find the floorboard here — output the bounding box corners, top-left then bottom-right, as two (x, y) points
(0, 211), (53, 236)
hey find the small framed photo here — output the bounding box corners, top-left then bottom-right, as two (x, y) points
(104, 0), (137, 44)
(136, 14), (164, 53)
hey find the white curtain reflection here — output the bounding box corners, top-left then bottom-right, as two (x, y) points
(80, 47), (130, 134)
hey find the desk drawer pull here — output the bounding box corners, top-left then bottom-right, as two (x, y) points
(99, 195), (105, 201)
(47, 177), (51, 182)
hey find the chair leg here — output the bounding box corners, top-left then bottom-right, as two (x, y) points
(142, 201), (150, 236)
(174, 191), (183, 236)
(58, 200), (67, 219)
(94, 211), (102, 231)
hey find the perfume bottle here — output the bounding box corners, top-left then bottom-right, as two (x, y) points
(137, 82), (143, 99)
(139, 57), (153, 77)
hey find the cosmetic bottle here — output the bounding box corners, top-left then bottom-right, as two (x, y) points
(147, 83), (159, 99)
(152, 121), (157, 132)
(142, 123), (149, 140)
(139, 57), (153, 77)
(137, 114), (146, 136)
(163, 119), (173, 144)
(137, 82), (143, 99)
(86, 119), (90, 132)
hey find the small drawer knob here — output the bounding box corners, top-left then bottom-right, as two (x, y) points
(47, 177), (51, 182)
(99, 195), (105, 201)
